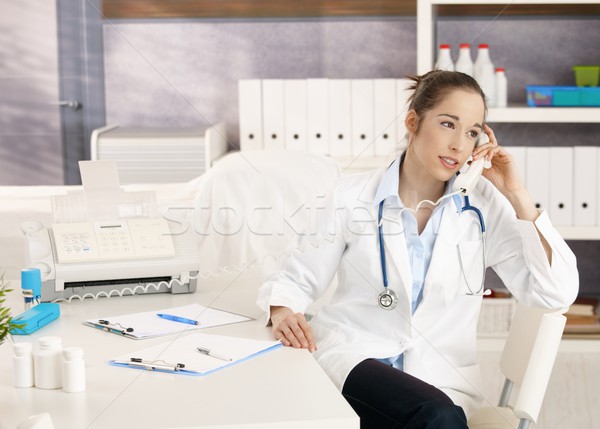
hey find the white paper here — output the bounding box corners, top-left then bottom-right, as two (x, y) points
(85, 303), (252, 339)
(111, 332), (282, 375)
(79, 160), (120, 191)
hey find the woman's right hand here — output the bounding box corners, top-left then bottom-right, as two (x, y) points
(270, 306), (317, 352)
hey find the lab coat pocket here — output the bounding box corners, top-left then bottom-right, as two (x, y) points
(456, 240), (485, 296)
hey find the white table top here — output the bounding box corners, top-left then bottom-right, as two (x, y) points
(0, 272), (359, 429)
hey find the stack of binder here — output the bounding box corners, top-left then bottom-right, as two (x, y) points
(239, 78), (414, 160)
(508, 146), (598, 227)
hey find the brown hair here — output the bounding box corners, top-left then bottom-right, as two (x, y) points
(406, 70), (487, 132)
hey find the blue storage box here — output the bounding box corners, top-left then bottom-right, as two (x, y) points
(526, 85), (600, 107)
(10, 303), (60, 335)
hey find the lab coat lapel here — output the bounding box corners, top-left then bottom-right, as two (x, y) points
(380, 212), (413, 308)
(412, 204), (477, 332)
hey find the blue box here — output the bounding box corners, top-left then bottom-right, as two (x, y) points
(10, 303), (60, 335)
(581, 87), (600, 106)
(526, 85), (600, 107)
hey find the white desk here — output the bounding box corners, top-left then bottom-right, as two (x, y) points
(0, 271), (359, 429)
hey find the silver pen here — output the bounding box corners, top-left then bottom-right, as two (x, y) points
(197, 347), (232, 362)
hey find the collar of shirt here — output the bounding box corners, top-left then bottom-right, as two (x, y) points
(373, 155), (461, 212)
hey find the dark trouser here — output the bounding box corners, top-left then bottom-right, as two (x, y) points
(342, 359), (468, 429)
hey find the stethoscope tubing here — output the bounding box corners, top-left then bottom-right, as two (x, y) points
(461, 195), (485, 233)
(378, 201), (389, 289)
(377, 195), (487, 300)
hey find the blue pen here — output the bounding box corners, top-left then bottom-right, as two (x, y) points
(156, 313), (199, 326)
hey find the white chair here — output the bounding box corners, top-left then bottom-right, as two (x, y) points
(468, 303), (566, 429)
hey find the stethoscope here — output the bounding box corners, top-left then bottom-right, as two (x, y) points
(376, 194), (488, 310)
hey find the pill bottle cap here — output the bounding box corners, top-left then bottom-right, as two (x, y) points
(14, 342), (33, 356)
(38, 336), (62, 349)
(63, 346), (84, 360)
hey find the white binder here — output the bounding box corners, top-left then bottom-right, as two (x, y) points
(284, 80), (307, 152)
(328, 79), (352, 157)
(374, 79), (397, 157)
(307, 79), (330, 156)
(395, 79), (413, 151)
(351, 79), (374, 158)
(262, 79), (285, 150)
(238, 80), (263, 151)
(505, 146), (527, 183)
(525, 147), (550, 213)
(573, 146), (597, 226)
(549, 147), (573, 226)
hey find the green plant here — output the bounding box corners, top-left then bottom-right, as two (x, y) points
(0, 272), (17, 344)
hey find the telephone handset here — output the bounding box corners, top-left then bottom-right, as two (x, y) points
(453, 132), (489, 196)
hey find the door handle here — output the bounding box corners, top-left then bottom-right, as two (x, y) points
(50, 100), (81, 110)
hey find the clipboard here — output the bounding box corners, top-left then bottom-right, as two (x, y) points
(84, 303), (252, 339)
(110, 332), (282, 376)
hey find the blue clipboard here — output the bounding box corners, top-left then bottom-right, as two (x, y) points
(109, 333), (283, 376)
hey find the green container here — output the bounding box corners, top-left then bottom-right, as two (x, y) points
(573, 66), (599, 87)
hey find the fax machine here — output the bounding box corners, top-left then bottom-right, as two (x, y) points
(23, 217), (200, 302)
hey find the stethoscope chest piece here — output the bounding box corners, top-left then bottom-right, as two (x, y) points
(378, 289), (399, 310)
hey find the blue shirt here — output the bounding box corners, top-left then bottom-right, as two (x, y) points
(373, 157), (458, 370)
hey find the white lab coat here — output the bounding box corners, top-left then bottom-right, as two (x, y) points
(257, 165), (578, 416)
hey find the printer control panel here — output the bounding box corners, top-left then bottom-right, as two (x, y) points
(51, 219), (175, 263)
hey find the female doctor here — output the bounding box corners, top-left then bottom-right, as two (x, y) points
(257, 70), (578, 428)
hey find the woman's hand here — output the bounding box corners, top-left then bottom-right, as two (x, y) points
(471, 125), (550, 264)
(472, 124), (524, 196)
(270, 306), (317, 352)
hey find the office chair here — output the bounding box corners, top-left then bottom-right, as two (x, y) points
(468, 303), (566, 429)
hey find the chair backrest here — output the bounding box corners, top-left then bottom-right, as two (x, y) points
(499, 303), (566, 423)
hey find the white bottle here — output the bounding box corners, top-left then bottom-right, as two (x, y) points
(454, 43), (474, 76)
(34, 336), (63, 389)
(474, 44), (493, 79)
(62, 347), (86, 393)
(13, 342), (34, 388)
(474, 44), (496, 106)
(495, 68), (508, 108)
(435, 44), (454, 71)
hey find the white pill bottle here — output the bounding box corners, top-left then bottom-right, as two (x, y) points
(62, 346), (86, 393)
(34, 336), (63, 389)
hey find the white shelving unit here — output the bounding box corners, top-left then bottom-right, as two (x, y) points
(418, 0), (600, 75)
(556, 226), (600, 240)
(417, 0), (600, 241)
(417, 0), (600, 124)
(488, 106), (600, 123)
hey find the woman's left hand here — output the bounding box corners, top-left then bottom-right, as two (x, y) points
(471, 124), (524, 195)
(473, 126), (550, 260)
